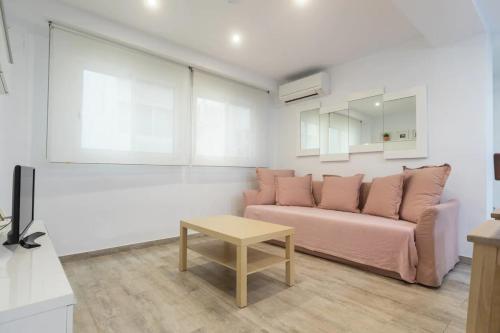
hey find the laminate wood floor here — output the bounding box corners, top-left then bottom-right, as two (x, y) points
(62, 237), (470, 333)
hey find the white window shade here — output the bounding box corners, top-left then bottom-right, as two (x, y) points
(192, 70), (270, 167)
(47, 25), (191, 165)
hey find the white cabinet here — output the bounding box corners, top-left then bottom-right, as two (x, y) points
(1, 306), (74, 333)
(0, 221), (75, 332)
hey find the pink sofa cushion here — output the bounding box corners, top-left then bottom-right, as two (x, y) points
(245, 205), (418, 282)
(255, 168), (295, 205)
(314, 181), (372, 210)
(319, 174), (364, 213)
(275, 175), (314, 207)
(400, 164), (451, 223)
(362, 174), (404, 220)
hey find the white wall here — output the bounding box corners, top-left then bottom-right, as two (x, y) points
(492, 33), (500, 208)
(0, 28), (32, 214)
(272, 35), (494, 257)
(0, 1), (276, 256)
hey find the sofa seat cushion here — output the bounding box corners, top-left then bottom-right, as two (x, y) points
(244, 205), (418, 282)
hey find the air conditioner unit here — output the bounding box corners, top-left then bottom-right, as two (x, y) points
(279, 72), (330, 103)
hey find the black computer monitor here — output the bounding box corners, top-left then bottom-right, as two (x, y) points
(3, 165), (45, 248)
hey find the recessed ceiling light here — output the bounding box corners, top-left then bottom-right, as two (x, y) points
(375, 102), (381, 107)
(231, 33), (242, 46)
(293, 0), (309, 7)
(144, 0), (159, 10)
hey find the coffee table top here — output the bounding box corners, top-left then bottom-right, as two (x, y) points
(181, 215), (294, 246)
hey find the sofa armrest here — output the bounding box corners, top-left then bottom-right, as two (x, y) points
(415, 199), (460, 287)
(243, 190), (259, 208)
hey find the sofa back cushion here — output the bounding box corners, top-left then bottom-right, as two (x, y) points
(319, 174), (364, 213)
(362, 174), (405, 220)
(313, 180), (372, 209)
(256, 168), (295, 205)
(399, 164), (451, 223)
(275, 175), (315, 207)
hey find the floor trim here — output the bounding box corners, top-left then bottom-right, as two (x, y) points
(459, 256), (472, 265)
(60, 233), (203, 263)
(60, 237), (475, 266)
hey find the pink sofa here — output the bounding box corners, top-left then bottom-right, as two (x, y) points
(243, 182), (459, 287)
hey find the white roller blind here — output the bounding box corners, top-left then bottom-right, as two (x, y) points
(192, 70), (270, 167)
(47, 25), (191, 165)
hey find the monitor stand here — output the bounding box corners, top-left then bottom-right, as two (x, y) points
(20, 232), (46, 249)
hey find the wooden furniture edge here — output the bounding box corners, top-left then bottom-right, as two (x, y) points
(180, 220), (294, 246)
(187, 240), (289, 275)
(181, 221), (242, 245)
(466, 220), (500, 333)
(467, 220), (500, 247)
(242, 229), (294, 246)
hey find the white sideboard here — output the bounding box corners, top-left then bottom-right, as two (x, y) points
(0, 220), (75, 332)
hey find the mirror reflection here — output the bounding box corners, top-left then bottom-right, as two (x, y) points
(383, 96), (416, 151)
(300, 109), (320, 151)
(320, 110), (349, 156)
(348, 95), (384, 150)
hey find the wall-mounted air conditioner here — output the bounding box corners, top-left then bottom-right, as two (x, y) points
(279, 72), (330, 103)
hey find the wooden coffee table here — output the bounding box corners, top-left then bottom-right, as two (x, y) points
(179, 215), (295, 308)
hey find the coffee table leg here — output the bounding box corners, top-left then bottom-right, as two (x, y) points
(179, 225), (187, 272)
(236, 245), (248, 307)
(286, 234), (295, 286)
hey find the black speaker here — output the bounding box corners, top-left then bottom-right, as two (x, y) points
(495, 154), (500, 181)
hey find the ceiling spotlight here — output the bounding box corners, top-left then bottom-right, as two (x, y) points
(374, 102), (381, 107)
(145, 0), (159, 9)
(293, 0), (309, 7)
(231, 33), (242, 46)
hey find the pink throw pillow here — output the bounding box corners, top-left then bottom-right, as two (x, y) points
(275, 175), (315, 207)
(256, 168), (295, 205)
(319, 174), (364, 213)
(399, 164), (451, 223)
(362, 174), (405, 220)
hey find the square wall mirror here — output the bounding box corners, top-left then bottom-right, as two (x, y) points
(347, 91), (384, 153)
(383, 96), (416, 151)
(383, 86), (427, 159)
(296, 101), (321, 156)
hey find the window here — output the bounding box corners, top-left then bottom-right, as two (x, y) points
(47, 25), (271, 167)
(192, 70), (269, 167)
(81, 70), (175, 154)
(47, 25), (191, 165)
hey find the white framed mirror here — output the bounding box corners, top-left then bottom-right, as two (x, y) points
(319, 103), (349, 161)
(295, 101), (321, 156)
(383, 86), (427, 159)
(347, 88), (384, 153)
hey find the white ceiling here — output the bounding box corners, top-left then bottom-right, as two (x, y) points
(56, 0), (485, 81)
